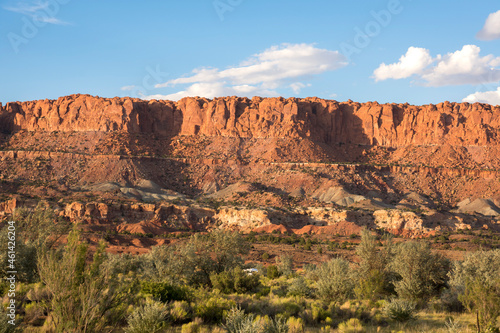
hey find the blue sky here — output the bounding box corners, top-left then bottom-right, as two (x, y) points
(1, 0), (500, 105)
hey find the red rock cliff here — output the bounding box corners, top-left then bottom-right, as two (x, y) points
(1, 94), (499, 146)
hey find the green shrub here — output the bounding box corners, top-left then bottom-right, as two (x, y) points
(286, 317), (304, 333)
(125, 300), (169, 333)
(223, 306), (263, 333)
(262, 253), (270, 260)
(170, 301), (192, 324)
(0, 203), (71, 284)
(311, 303), (330, 323)
(384, 298), (416, 323)
(264, 316), (289, 333)
(315, 258), (354, 304)
(281, 302), (302, 318)
(287, 277), (311, 298)
(181, 318), (203, 333)
(390, 241), (449, 303)
(194, 293), (235, 323)
(103, 253), (143, 276)
(143, 230), (249, 286)
(141, 281), (190, 302)
(23, 301), (45, 325)
(38, 227), (132, 333)
(449, 249), (500, 332)
(210, 267), (260, 294)
(276, 255), (293, 276)
(0, 304), (21, 333)
(355, 229), (394, 300)
(337, 318), (364, 333)
(267, 265), (280, 279)
(270, 284), (289, 298)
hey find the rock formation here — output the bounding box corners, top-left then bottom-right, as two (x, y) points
(1, 94), (499, 147)
(1, 94), (500, 239)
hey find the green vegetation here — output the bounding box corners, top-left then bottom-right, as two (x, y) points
(0, 207), (499, 332)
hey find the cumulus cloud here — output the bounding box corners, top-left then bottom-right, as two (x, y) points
(144, 43), (347, 100)
(463, 87), (500, 105)
(373, 45), (500, 86)
(373, 47), (433, 81)
(143, 82), (278, 101)
(477, 10), (500, 41)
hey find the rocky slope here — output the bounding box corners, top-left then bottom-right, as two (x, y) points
(1, 94), (500, 238)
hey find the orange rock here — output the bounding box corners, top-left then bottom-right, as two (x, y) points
(1, 95), (499, 147)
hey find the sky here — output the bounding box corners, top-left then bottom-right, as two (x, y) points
(1, 0), (500, 105)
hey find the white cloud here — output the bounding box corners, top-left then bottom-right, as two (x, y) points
(463, 87), (500, 105)
(477, 10), (500, 41)
(120, 85), (136, 91)
(4, 1), (47, 13)
(146, 43), (347, 100)
(373, 45), (500, 86)
(373, 47), (434, 81)
(4, 1), (70, 25)
(422, 45), (500, 86)
(142, 82), (279, 101)
(289, 82), (311, 94)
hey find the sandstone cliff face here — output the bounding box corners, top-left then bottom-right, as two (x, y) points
(2, 94), (500, 147)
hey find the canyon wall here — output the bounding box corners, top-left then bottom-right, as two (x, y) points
(1, 94), (499, 146)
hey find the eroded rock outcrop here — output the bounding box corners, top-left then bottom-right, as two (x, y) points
(2, 95), (500, 147)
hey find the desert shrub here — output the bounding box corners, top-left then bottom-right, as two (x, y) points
(276, 255), (293, 277)
(0, 304), (21, 333)
(267, 265), (280, 279)
(23, 302), (45, 325)
(286, 317), (304, 333)
(319, 325), (331, 332)
(170, 301), (192, 324)
(38, 227), (133, 333)
(439, 287), (464, 313)
(210, 267), (260, 294)
(310, 302), (330, 323)
(141, 281), (191, 302)
(25, 282), (50, 303)
(355, 229), (394, 300)
(315, 258), (354, 304)
(337, 318), (364, 333)
(0, 203), (70, 284)
(287, 277), (312, 298)
(270, 282), (289, 298)
(125, 300), (169, 333)
(264, 316), (289, 333)
(384, 298), (416, 323)
(448, 249), (500, 332)
(303, 263), (316, 273)
(390, 241), (449, 303)
(194, 292), (235, 323)
(262, 253), (270, 260)
(144, 230), (249, 286)
(103, 253), (143, 276)
(297, 309), (313, 326)
(0, 230), (37, 283)
(255, 285), (271, 297)
(13, 203), (70, 251)
(181, 318), (204, 333)
(280, 302), (302, 318)
(223, 306), (263, 333)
